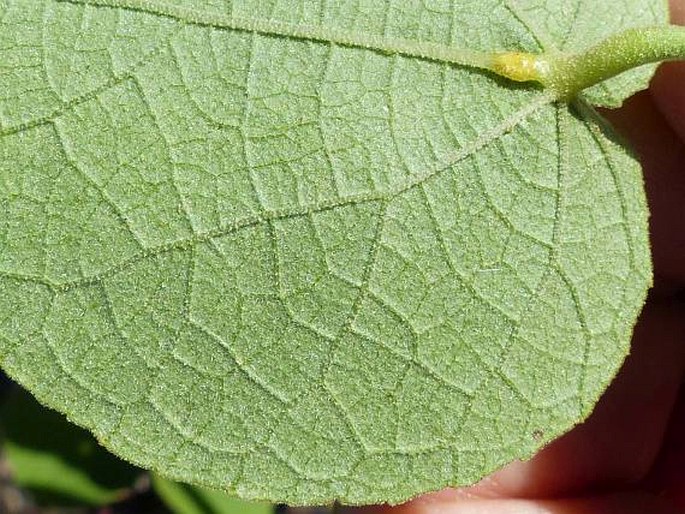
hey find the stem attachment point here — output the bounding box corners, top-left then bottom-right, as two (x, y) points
(488, 26), (685, 101)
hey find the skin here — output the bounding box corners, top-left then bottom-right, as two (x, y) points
(343, 1), (685, 512)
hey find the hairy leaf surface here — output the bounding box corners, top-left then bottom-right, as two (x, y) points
(0, 0), (661, 505)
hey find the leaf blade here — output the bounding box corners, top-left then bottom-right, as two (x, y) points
(0, 0), (659, 505)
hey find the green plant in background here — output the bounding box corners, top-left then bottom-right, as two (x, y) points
(0, 387), (140, 507)
(0, 0), (683, 507)
(0, 385), (273, 512)
(153, 474), (272, 514)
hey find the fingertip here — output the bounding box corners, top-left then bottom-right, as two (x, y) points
(340, 492), (681, 514)
(652, 0), (685, 142)
(670, 0), (685, 25)
(644, 388), (685, 510)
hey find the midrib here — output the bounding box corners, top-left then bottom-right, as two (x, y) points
(56, 0), (496, 71)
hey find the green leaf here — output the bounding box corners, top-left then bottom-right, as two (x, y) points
(0, 0), (659, 506)
(0, 387), (140, 506)
(153, 474), (273, 514)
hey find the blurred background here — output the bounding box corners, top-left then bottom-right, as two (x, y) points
(0, 372), (330, 514)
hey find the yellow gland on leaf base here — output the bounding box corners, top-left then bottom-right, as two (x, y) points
(485, 27), (685, 101)
(488, 52), (551, 84)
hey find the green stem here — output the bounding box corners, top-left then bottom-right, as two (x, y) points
(491, 25), (685, 100)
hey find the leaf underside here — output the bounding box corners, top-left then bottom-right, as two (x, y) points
(0, 0), (661, 506)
